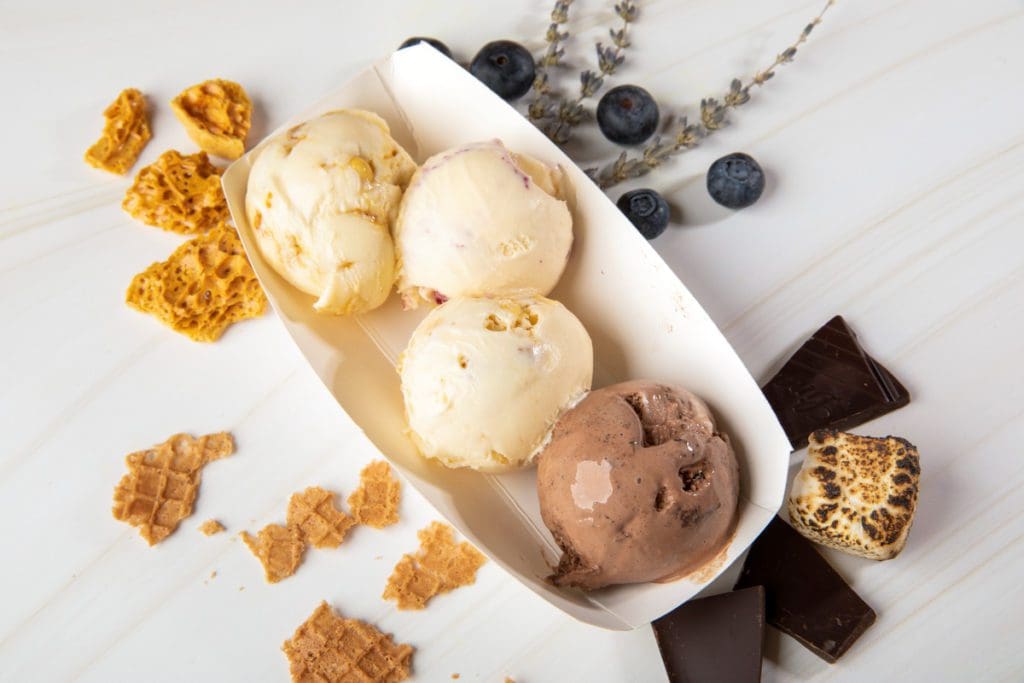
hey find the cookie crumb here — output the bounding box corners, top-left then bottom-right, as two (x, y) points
(112, 432), (234, 545)
(348, 460), (401, 528)
(383, 522), (486, 610)
(283, 601), (413, 682)
(199, 519), (225, 536)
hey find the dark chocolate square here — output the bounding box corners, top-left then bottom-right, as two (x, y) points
(734, 516), (876, 663)
(762, 316), (910, 450)
(653, 586), (765, 683)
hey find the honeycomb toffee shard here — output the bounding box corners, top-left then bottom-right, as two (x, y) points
(652, 586), (765, 683)
(734, 516), (876, 663)
(762, 316), (910, 450)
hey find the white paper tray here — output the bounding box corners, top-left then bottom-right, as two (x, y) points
(222, 44), (790, 630)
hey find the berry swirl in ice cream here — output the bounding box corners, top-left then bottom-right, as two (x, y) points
(537, 380), (740, 590)
(394, 140), (572, 308)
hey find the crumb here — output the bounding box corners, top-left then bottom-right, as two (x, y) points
(125, 223), (267, 342)
(348, 460), (402, 528)
(283, 601), (413, 682)
(209, 570), (217, 579)
(84, 88), (150, 174)
(198, 519), (225, 536)
(383, 521), (486, 610)
(112, 432), (234, 545)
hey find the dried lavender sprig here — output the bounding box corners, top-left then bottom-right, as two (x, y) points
(544, 0), (638, 144)
(527, 0), (575, 124)
(589, 0), (836, 189)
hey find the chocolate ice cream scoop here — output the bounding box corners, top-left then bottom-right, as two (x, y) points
(536, 380), (740, 590)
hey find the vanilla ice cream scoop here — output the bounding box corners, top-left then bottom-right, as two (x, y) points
(399, 295), (593, 472)
(394, 140), (573, 307)
(245, 109), (417, 314)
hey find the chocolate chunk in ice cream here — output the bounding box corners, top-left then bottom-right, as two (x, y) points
(536, 380), (740, 590)
(762, 315), (910, 450)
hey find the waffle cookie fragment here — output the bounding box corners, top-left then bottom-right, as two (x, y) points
(283, 601), (413, 683)
(123, 150), (228, 234)
(112, 432), (234, 545)
(383, 522), (486, 610)
(198, 519), (225, 536)
(84, 88), (151, 174)
(171, 79), (251, 159)
(241, 524), (305, 583)
(788, 430), (921, 560)
(126, 223), (267, 342)
(287, 486), (357, 549)
(348, 461), (401, 528)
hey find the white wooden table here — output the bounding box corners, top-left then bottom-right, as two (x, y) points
(2, 0), (1022, 680)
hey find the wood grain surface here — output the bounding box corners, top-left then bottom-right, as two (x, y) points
(1, 0), (1022, 681)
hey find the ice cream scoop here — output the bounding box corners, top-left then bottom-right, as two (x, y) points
(536, 380), (740, 590)
(394, 140), (572, 307)
(245, 109), (417, 314)
(399, 295), (593, 472)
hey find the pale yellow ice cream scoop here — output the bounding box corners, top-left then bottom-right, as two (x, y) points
(245, 109), (416, 314)
(399, 295), (593, 472)
(394, 140), (573, 308)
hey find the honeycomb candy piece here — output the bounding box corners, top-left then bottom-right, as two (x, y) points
(198, 519), (225, 536)
(241, 524), (305, 583)
(171, 79), (251, 160)
(347, 461), (401, 528)
(287, 486), (356, 549)
(283, 601), (413, 683)
(787, 429), (921, 560)
(383, 522), (486, 610)
(84, 88), (152, 174)
(122, 150), (228, 234)
(125, 223), (267, 342)
(112, 432), (234, 545)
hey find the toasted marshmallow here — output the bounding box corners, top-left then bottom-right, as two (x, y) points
(787, 429), (920, 560)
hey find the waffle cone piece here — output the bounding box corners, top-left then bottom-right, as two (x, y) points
(283, 601), (413, 683)
(241, 524), (305, 583)
(347, 461), (401, 528)
(287, 486), (357, 549)
(112, 432), (234, 545)
(383, 522), (486, 610)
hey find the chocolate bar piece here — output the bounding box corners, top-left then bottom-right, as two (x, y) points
(653, 586), (765, 683)
(735, 516), (876, 663)
(762, 315), (910, 450)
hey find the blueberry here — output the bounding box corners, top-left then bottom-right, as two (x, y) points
(597, 85), (660, 145)
(617, 189), (670, 240)
(398, 37), (452, 59)
(470, 40), (535, 100)
(706, 153), (765, 209)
